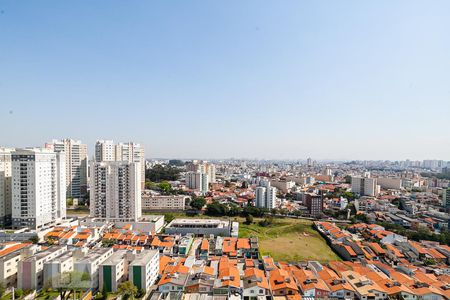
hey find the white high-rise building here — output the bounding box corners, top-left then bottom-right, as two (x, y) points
(45, 139), (88, 199)
(255, 187), (266, 208)
(90, 161), (141, 221)
(95, 141), (145, 189)
(116, 142), (145, 189)
(351, 176), (379, 197)
(185, 171), (209, 194)
(0, 148), (14, 226)
(95, 140), (116, 162)
(186, 161), (216, 183)
(11, 148), (66, 229)
(255, 183), (277, 209)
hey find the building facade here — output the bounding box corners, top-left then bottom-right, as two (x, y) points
(90, 161), (141, 221)
(141, 194), (189, 211)
(45, 139), (88, 199)
(351, 176), (379, 197)
(11, 148), (66, 229)
(129, 250), (159, 293)
(255, 184), (277, 209)
(95, 140), (145, 189)
(185, 172), (209, 194)
(0, 148), (13, 227)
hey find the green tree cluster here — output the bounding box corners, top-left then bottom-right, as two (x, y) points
(145, 164), (180, 182)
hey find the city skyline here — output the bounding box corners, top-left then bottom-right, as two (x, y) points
(1, 1), (450, 160)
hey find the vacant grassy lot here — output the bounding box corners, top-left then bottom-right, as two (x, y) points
(239, 218), (341, 262)
(140, 212), (339, 262)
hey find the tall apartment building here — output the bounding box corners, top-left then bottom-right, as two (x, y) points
(95, 140), (145, 189)
(443, 188), (450, 208)
(0, 148), (13, 227)
(185, 171), (209, 194)
(255, 183), (277, 209)
(45, 139), (88, 199)
(302, 193), (323, 216)
(351, 176), (379, 197)
(11, 148), (66, 229)
(90, 161), (141, 221)
(186, 160), (216, 183)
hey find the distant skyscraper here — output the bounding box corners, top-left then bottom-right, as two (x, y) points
(45, 139), (88, 199)
(11, 148), (66, 229)
(95, 140), (116, 162)
(0, 148), (14, 226)
(95, 141), (145, 189)
(90, 161), (141, 221)
(255, 182), (277, 209)
(186, 160), (216, 183)
(443, 188), (450, 208)
(185, 171), (209, 194)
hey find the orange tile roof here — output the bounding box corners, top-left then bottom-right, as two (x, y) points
(368, 242), (386, 255)
(244, 268), (270, 290)
(269, 268), (298, 292)
(0, 242), (31, 257)
(200, 239), (209, 251)
(237, 238), (250, 249)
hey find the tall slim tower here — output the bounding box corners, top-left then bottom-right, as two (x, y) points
(95, 141), (145, 189)
(45, 139), (88, 199)
(90, 161), (141, 221)
(11, 148), (66, 229)
(0, 148), (14, 227)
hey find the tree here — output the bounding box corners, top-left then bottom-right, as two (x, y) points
(190, 197), (206, 210)
(158, 181), (172, 193)
(29, 235), (39, 244)
(205, 201), (228, 216)
(245, 214), (254, 224)
(146, 164), (180, 182)
(227, 204), (242, 216)
(117, 281), (138, 300)
(102, 239), (115, 247)
(164, 213), (175, 223)
(67, 197), (74, 207)
(14, 289), (23, 299)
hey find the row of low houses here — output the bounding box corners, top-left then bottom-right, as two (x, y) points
(16, 245), (159, 295)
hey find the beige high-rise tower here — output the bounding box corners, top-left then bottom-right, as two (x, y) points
(45, 139), (88, 199)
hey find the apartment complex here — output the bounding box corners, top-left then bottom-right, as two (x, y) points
(255, 182), (277, 209)
(129, 250), (159, 293)
(443, 187), (450, 208)
(17, 246), (67, 290)
(186, 160), (216, 183)
(351, 176), (379, 197)
(45, 139), (88, 199)
(141, 194), (189, 211)
(302, 193), (323, 217)
(95, 140), (145, 189)
(74, 248), (114, 290)
(185, 172), (209, 194)
(90, 161), (141, 221)
(11, 148), (66, 229)
(99, 250), (128, 293)
(0, 148), (13, 226)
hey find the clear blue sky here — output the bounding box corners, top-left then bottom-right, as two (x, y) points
(1, 1), (449, 160)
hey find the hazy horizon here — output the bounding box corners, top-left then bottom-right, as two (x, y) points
(1, 1), (450, 160)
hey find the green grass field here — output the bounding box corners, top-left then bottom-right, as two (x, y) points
(239, 218), (341, 262)
(133, 211), (339, 262)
